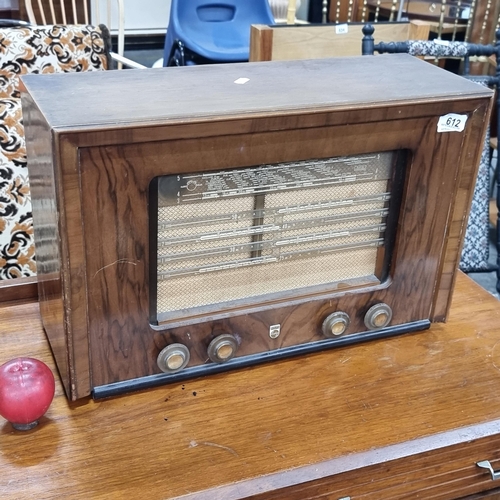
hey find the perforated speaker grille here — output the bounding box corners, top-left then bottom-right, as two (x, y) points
(154, 152), (394, 321)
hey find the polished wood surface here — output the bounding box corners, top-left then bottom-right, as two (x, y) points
(79, 109), (483, 390)
(0, 276), (37, 303)
(464, 489), (500, 499)
(2, 273), (500, 499)
(21, 56), (492, 399)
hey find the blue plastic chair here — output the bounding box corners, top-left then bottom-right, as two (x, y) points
(163, 0), (275, 66)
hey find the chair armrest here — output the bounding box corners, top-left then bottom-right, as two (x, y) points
(110, 52), (147, 70)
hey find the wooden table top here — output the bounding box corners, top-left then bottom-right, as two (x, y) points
(1, 272), (500, 499)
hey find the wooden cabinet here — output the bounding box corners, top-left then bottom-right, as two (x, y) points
(2, 273), (500, 498)
(20, 55), (491, 401)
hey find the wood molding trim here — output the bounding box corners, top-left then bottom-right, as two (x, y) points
(0, 276), (38, 303)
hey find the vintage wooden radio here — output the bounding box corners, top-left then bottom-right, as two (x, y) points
(21, 55), (491, 400)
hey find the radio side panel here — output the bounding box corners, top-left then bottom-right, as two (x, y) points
(21, 93), (73, 396)
(431, 102), (493, 322)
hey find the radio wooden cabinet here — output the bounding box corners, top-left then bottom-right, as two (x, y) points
(21, 55), (492, 400)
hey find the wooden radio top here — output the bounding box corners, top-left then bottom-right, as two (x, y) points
(20, 54), (492, 132)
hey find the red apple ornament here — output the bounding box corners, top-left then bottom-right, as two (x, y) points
(0, 357), (55, 430)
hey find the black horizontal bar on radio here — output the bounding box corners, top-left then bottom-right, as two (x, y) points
(92, 320), (431, 400)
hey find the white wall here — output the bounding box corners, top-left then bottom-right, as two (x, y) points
(92, 0), (171, 35)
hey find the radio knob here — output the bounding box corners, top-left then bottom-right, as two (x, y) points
(364, 303), (393, 330)
(207, 334), (238, 364)
(322, 311), (350, 338)
(157, 343), (190, 373)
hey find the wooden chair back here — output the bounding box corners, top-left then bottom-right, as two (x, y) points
(330, 0), (500, 44)
(250, 20), (430, 62)
(25, 0), (90, 25)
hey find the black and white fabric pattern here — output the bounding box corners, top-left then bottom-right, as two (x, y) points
(459, 78), (491, 272)
(407, 40), (470, 58)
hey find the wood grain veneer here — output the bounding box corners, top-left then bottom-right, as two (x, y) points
(0, 276), (37, 303)
(1, 273), (500, 499)
(20, 55), (492, 400)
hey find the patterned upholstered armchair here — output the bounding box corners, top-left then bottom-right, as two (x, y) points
(0, 24), (110, 288)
